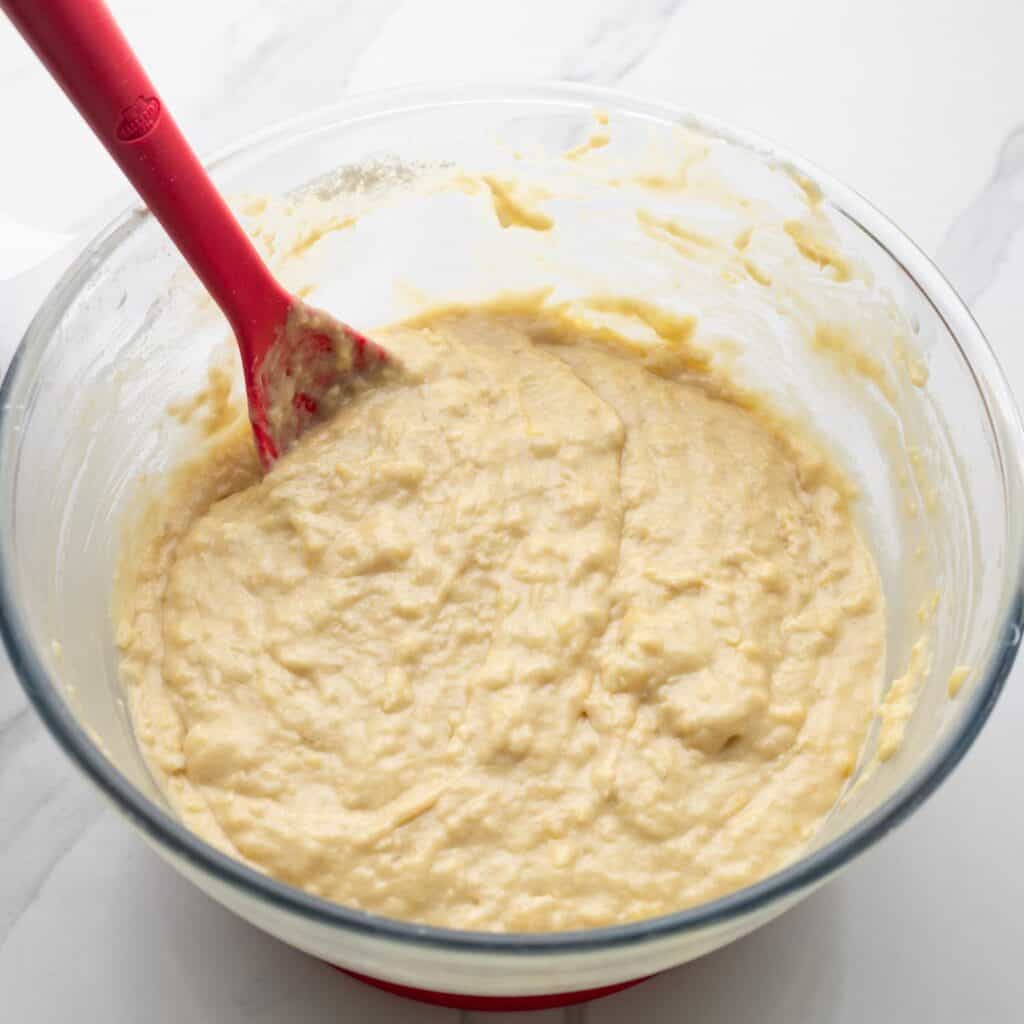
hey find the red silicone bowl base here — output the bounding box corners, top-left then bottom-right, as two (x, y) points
(336, 967), (651, 1011)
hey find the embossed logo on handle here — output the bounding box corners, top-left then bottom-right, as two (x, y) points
(116, 95), (161, 141)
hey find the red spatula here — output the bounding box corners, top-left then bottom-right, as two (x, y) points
(2, 0), (390, 467)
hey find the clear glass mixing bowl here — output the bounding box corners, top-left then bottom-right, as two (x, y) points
(1, 83), (1022, 998)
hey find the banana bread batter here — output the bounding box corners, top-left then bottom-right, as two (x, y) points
(117, 300), (884, 931)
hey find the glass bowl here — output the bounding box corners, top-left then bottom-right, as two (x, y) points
(2, 82), (1022, 1003)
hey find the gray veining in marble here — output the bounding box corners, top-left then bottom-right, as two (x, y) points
(558, 0), (686, 84)
(938, 121), (1024, 304)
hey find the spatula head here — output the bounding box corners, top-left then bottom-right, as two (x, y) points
(246, 300), (390, 468)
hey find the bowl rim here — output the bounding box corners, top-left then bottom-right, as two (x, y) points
(2, 79), (1023, 956)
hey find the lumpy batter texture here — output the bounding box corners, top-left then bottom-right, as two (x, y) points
(118, 305), (884, 931)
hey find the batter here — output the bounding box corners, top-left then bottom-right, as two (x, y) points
(117, 300), (885, 931)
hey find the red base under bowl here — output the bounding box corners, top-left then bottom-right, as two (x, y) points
(338, 967), (651, 1010)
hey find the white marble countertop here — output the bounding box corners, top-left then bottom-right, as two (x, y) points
(2, 1), (1023, 1021)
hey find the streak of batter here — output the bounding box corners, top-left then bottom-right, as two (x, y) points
(117, 303), (884, 931)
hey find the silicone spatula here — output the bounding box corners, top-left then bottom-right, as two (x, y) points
(2, 0), (389, 468)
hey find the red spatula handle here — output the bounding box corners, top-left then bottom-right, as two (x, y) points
(1, 0), (291, 341)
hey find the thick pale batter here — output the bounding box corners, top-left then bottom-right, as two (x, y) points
(117, 302), (885, 931)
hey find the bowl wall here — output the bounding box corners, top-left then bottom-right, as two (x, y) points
(2, 83), (1021, 996)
